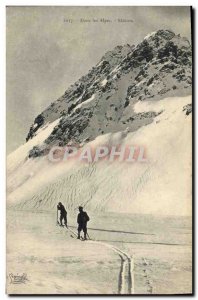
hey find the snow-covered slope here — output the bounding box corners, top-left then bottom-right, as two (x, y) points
(7, 30), (192, 216)
(6, 27), (192, 297)
(7, 95), (192, 216)
(25, 30), (192, 158)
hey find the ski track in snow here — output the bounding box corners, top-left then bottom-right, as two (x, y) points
(67, 225), (134, 294)
(142, 257), (153, 294)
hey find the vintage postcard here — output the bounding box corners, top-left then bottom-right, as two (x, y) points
(6, 6), (192, 295)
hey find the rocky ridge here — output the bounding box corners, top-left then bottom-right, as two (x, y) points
(27, 30), (192, 157)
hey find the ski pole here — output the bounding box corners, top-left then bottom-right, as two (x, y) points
(56, 208), (59, 225)
(87, 232), (91, 240)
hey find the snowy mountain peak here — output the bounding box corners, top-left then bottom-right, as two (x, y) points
(25, 30), (192, 158)
(144, 29), (175, 41)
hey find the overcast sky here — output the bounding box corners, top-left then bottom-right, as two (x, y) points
(6, 6), (191, 153)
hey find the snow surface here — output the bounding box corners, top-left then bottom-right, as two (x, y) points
(136, 79), (146, 87)
(111, 65), (121, 74)
(96, 60), (104, 67)
(6, 210), (192, 294)
(74, 94), (96, 110)
(7, 118), (61, 175)
(7, 95), (192, 217)
(101, 78), (108, 86)
(6, 95), (192, 294)
(144, 31), (157, 40)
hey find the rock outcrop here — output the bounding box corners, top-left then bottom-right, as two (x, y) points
(26, 30), (192, 157)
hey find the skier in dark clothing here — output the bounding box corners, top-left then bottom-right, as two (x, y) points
(57, 202), (67, 227)
(77, 206), (90, 240)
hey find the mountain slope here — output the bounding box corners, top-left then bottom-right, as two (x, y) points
(26, 30), (191, 157)
(7, 95), (192, 215)
(7, 30), (192, 216)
